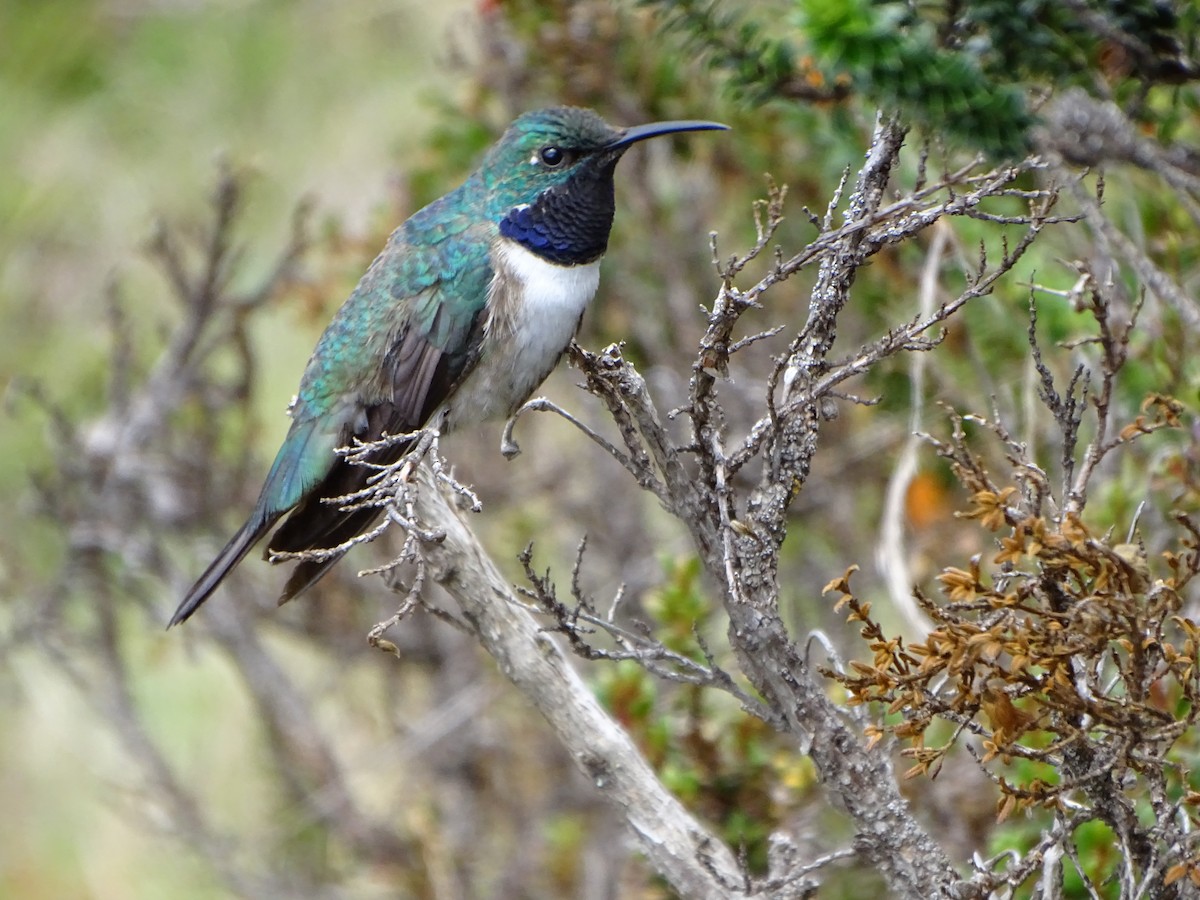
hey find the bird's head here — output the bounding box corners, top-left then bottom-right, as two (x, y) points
(477, 106), (727, 265)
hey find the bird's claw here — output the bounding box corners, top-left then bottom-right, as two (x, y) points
(500, 416), (522, 459)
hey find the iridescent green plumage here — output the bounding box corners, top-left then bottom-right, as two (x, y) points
(171, 107), (727, 625)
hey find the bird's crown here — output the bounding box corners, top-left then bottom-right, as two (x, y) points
(475, 107), (623, 206)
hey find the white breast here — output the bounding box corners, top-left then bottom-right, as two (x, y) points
(438, 238), (601, 430)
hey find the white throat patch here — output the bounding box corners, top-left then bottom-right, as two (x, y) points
(436, 237), (602, 430)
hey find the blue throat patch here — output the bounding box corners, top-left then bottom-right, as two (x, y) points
(499, 162), (617, 266)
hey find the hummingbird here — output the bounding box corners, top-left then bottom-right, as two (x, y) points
(170, 106), (727, 626)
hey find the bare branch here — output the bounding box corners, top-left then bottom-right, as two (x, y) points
(408, 468), (756, 898)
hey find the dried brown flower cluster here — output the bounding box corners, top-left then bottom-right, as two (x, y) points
(825, 393), (1200, 887)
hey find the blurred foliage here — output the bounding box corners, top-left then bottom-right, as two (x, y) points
(799, 0), (1034, 158)
(642, 0), (1199, 157)
(596, 557), (814, 875)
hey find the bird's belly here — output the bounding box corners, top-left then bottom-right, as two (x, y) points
(440, 242), (601, 430)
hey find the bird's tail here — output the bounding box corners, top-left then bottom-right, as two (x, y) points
(271, 503), (386, 604)
(278, 551), (349, 605)
(168, 510), (280, 628)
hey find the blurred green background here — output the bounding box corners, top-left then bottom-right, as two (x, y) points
(3, 3), (755, 896)
(2, 2), (474, 896)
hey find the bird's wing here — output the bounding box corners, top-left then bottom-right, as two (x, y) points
(264, 224), (495, 601)
(170, 222), (493, 625)
(265, 299), (488, 600)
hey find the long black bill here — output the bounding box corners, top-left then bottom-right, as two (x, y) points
(606, 119), (729, 151)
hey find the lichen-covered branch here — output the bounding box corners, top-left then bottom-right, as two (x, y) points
(407, 469), (764, 899)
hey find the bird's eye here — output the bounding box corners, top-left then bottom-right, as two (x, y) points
(539, 146), (565, 167)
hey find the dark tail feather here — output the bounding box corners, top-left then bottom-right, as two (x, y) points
(266, 423), (412, 607)
(271, 503), (384, 604)
(169, 511), (279, 628)
(278, 552), (348, 604)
